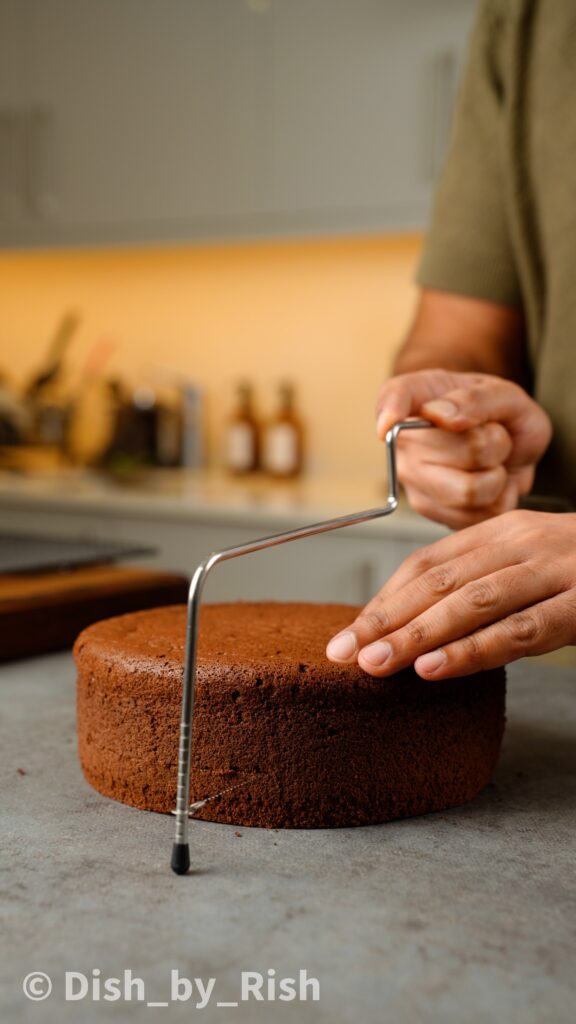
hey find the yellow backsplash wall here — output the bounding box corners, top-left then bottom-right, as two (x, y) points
(0, 234), (422, 478)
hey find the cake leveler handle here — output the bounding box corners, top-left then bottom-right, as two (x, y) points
(171, 418), (432, 875)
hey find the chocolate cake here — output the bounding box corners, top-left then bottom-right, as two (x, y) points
(75, 602), (506, 828)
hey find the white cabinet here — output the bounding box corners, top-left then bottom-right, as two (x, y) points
(1, 0), (260, 245)
(262, 0), (475, 232)
(0, 0), (477, 247)
(0, 0), (28, 222)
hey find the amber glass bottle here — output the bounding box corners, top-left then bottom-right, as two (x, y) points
(224, 382), (260, 474)
(262, 382), (304, 478)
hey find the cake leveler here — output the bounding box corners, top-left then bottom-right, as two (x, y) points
(171, 417), (433, 875)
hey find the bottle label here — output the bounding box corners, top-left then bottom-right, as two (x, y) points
(264, 424), (298, 474)
(226, 422), (255, 470)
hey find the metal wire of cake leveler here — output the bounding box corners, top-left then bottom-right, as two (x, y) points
(171, 418), (432, 875)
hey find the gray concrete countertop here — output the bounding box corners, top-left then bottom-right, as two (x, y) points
(1, 653), (575, 1024)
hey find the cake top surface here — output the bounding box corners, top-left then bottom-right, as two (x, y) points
(74, 602), (506, 699)
(74, 601), (362, 673)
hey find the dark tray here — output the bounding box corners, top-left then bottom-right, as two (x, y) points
(0, 532), (154, 575)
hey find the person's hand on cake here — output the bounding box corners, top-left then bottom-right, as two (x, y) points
(326, 509), (576, 678)
(375, 369), (552, 529)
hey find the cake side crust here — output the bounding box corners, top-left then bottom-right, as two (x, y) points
(75, 603), (506, 828)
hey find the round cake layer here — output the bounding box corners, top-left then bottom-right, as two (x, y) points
(75, 602), (506, 828)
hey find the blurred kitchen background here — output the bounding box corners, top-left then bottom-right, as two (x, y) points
(0, 0), (477, 615)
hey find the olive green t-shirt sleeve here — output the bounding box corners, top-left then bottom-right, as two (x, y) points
(417, 0), (522, 307)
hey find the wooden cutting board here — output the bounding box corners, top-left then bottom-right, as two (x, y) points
(0, 566), (189, 662)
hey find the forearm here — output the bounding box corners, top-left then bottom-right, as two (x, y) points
(393, 289), (529, 385)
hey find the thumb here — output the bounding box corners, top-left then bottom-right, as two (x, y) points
(375, 369), (464, 439)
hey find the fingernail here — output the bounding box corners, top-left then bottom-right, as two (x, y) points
(422, 399), (458, 421)
(327, 630), (358, 662)
(376, 409), (392, 438)
(416, 649), (447, 675)
(361, 641), (392, 667)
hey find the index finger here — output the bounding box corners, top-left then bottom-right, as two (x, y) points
(421, 380), (552, 469)
(326, 511), (534, 664)
(375, 511), (516, 600)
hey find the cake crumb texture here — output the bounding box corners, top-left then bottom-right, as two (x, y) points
(75, 602), (506, 828)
